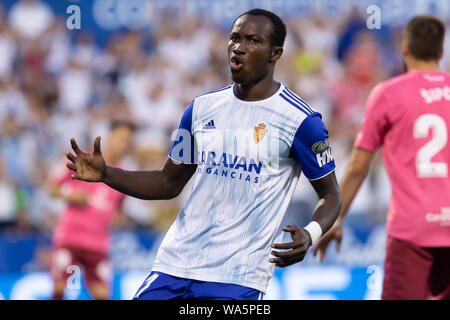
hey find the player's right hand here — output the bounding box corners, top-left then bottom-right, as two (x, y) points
(312, 224), (343, 262)
(66, 136), (106, 182)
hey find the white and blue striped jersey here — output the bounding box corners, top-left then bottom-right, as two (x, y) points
(152, 82), (335, 293)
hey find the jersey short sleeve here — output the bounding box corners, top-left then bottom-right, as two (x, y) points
(290, 113), (335, 180)
(354, 84), (390, 151)
(168, 100), (195, 164)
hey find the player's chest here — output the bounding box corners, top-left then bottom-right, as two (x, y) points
(192, 103), (292, 162)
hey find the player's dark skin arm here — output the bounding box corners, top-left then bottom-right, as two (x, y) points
(270, 171), (341, 267)
(102, 160), (197, 200)
(66, 137), (197, 200)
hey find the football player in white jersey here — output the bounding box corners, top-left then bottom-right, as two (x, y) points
(66, 9), (342, 300)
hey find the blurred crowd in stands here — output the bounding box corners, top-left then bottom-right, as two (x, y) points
(1, 0), (450, 235)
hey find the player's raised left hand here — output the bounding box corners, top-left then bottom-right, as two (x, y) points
(66, 136), (106, 182)
(269, 225), (312, 267)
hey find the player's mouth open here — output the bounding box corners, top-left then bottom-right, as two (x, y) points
(230, 56), (243, 72)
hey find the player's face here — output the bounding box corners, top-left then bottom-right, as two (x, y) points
(108, 126), (133, 158)
(228, 15), (275, 84)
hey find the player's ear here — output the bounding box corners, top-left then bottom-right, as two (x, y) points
(401, 37), (409, 57)
(270, 46), (283, 64)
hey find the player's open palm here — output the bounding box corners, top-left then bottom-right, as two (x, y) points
(313, 224), (343, 262)
(66, 136), (106, 182)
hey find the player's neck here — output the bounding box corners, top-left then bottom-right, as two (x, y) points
(405, 58), (440, 73)
(233, 77), (279, 101)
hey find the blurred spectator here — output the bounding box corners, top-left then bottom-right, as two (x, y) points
(336, 6), (366, 61)
(0, 6), (17, 79)
(57, 59), (92, 114)
(0, 156), (16, 229)
(42, 17), (71, 75)
(0, 76), (29, 125)
(8, 0), (53, 42)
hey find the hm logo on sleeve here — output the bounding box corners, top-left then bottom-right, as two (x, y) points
(312, 140), (333, 167)
(316, 149), (333, 167)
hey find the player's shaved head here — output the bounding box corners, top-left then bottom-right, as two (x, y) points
(405, 15), (445, 61)
(233, 8), (286, 48)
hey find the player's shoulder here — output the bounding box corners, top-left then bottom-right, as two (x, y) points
(375, 71), (450, 95)
(193, 83), (233, 103)
(365, 73), (413, 104)
(276, 83), (318, 121)
(375, 73), (414, 94)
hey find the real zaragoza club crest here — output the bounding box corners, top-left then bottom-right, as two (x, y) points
(254, 123), (267, 144)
